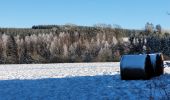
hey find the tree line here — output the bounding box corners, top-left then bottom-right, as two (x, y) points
(0, 24), (127, 64)
(0, 23), (169, 64)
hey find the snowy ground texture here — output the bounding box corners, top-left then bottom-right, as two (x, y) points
(0, 62), (170, 100)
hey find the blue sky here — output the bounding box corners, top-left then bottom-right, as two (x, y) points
(0, 0), (170, 29)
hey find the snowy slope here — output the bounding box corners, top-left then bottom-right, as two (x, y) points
(0, 62), (169, 100)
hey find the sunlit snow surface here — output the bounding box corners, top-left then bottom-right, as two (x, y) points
(0, 62), (119, 80)
(0, 62), (170, 100)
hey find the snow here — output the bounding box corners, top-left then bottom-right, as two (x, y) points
(0, 62), (119, 80)
(0, 62), (170, 100)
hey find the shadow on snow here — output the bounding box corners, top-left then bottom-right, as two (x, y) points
(0, 74), (170, 100)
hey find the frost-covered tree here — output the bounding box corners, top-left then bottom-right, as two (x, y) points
(97, 47), (112, 62)
(145, 22), (154, 34)
(63, 44), (68, 58)
(68, 44), (77, 62)
(156, 24), (162, 34)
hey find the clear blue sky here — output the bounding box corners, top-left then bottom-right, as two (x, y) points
(0, 0), (170, 29)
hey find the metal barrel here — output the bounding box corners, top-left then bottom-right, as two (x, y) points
(149, 53), (164, 76)
(120, 55), (154, 80)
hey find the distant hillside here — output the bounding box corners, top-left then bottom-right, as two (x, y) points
(0, 25), (142, 37)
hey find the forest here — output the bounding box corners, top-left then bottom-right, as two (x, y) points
(0, 23), (170, 64)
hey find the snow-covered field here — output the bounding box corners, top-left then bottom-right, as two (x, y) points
(0, 62), (170, 100)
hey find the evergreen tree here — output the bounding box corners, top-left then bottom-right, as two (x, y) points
(6, 35), (19, 64)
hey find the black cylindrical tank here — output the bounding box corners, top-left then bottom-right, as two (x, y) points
(120, 55), (154, 80)
(149, 53), (164, 76)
